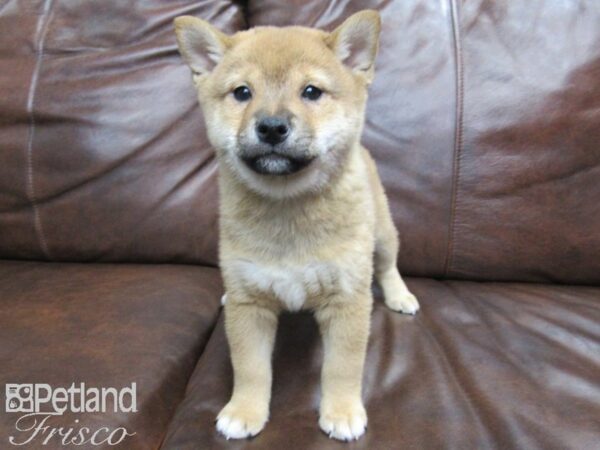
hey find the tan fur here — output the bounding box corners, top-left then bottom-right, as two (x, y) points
(175, 10), (419, 441)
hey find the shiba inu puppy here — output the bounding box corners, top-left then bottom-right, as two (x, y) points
(174, 10), (419, 442)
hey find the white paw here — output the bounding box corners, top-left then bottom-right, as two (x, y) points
(319, 400), (367, 441)
(216, 402), (267, 440)
(386, 291), (420, 315)
(220, 293), (227, 306)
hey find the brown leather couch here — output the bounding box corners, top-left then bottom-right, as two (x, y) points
(1, 1), (599, 449)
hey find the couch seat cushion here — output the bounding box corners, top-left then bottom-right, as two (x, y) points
(161, 278), (600, 449)
(0, 261), (222, 449)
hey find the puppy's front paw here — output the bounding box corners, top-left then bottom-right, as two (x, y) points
(385, 291), (420, 315)
(319, 398), (367, 441)
(216, 400), (268, 440)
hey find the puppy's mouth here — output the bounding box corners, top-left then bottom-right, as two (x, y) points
(241, 153), (315, 176)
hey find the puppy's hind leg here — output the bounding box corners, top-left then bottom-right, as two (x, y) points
(373, 187), (419, 315)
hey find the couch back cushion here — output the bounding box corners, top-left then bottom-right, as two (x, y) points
(449, 1), (600, 284)
(1, 0), (599, 284)
(0, 0), (245, 265)
(248, 0), (600, 284)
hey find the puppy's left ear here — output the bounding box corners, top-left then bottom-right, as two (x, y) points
(327, 10), (381, 82)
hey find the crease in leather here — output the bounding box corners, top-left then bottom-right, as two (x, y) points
(480, 158), (600, 198)
(40, 99), (202, 208)
(432, 282), (537, 448)
(155, 155), (218, 213)
(410, 297), (495, 446)
(20, 69), (203, 212)
(157, 310), (225, 449)
(441, 280), (600, 447)
(107, 167), (218, 260)
(23, 140), (150, 209)
(26, 0), (54, 260)
(158, 308), (225, 449)
(445, 0), (465, 277)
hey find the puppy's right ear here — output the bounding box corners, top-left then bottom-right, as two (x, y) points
(174, 16), (231, 74)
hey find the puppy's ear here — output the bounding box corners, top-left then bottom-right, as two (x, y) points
(174, 16), (231, 74)
(327, 10), (381, 81)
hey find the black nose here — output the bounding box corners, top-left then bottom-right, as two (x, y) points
(256, 116), (290, 146)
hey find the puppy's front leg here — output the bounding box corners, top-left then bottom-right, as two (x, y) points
(316, 297), (371, 441)
(216, 299), (278, 439)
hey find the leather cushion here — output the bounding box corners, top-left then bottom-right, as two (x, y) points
(246, 0), (600, 284)
(0, 1), (244, 264)
(161, 277), (600, 449)
(0, 261), (223, 449)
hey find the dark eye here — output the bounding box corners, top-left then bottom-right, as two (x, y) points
(233, 86), (252, 102)
(302, 85), (322, 101)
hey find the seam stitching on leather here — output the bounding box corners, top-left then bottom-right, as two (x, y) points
(444, 0), (464, 277)
(26, 0), (53, 260)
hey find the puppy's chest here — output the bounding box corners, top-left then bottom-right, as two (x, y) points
(230, 260), (356, 311)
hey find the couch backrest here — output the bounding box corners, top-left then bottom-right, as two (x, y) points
(0, 0), (245, 266)
(1, 0), (599, 284)
(248, 0), (600, 284)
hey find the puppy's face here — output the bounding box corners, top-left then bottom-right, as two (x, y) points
(175, 11), (380, 198)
